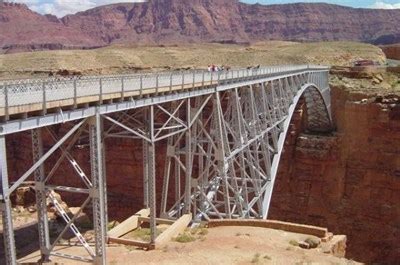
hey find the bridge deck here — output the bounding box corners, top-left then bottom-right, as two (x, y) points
(1, 80), (217, 116)
(0, 65), (324, 118)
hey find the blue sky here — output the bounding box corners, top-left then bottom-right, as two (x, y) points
(243, 0), (400, 8)
(14, 0), (400, 17)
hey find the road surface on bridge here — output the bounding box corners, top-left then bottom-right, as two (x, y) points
(0, 65), (325, 118)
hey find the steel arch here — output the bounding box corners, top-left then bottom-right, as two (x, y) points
(262, 83), (333, 218)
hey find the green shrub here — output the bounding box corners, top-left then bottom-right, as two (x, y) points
(127, 228), (164, 241)
(305, 237), (320, 248)
(251, 253), (261, 263)
(107, 220), (119, 231)
(174, 233), (196, 243)
(198, 228), (208, 236)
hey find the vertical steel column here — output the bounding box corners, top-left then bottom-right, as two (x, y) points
(160, 101), (179, 218)
(0, 135), (17, 265)
(101, 124), (109, 234)
(174, 151), (181, 216)
(146, 141), (156, 244)
(89, 113), (107, 265)
(234, 88), (250, 215)
(183, 99), (192, 214)
(142, 108), (152, 208)
(214, 93), (231, 218)
(32, 128), (51, 262)
(160, 136), (173, 217)
(248, 86), (264, 216)
(190, 98), (201, 219)
(241, 88), (261, 216)
(146, 106), (157, 244)
(142, 138), (149, 208)
(142, 109), (150, 209)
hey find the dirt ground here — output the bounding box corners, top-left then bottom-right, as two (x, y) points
(330, 68), (400, 94)
(0, 41), (385, 79)
(17, 226), (359, 265)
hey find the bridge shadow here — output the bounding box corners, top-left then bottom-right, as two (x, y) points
(0, 218), (93, 264)
(0, 221), (40, 264)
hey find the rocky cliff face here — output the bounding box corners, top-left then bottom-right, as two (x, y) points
(1, 0), (400, 53)
(382, 44), (400, 60)
(240, 3), (400, 44)
(269, 86), (400, 263)
(61, 0), (248, 45)
(0, 2), (97, 52)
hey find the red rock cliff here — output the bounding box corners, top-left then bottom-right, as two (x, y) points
(382, 44), (400, 60)
(2, 0), (400, 52)
(269, 87), (400, 263)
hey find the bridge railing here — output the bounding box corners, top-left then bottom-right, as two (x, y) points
(0, 65), (329, 117)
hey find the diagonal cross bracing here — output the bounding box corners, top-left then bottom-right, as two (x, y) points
(162, 73), (332, 220)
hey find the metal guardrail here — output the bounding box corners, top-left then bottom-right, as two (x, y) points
(0, 65), (329, 117)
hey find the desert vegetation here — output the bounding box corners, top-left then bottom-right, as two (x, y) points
(0, 41), (385, 79)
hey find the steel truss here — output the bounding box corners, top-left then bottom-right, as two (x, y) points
(0, 69), (331, 265)
(161, 72), (332, 221)
(1, 114), (107, 264)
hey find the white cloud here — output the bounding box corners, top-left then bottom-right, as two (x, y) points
(13, 0), (146, 17)
(370, 1), (400, 9)
(14, 0), (400, 17)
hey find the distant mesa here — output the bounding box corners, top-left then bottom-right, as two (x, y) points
(1, 0), (400, 53)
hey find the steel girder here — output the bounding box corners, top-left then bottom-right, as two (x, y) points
(0, 135), (17, 265)
(32, 128), (51, 262)
(89, 113), (107, 264)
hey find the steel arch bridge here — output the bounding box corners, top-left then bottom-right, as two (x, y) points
(0, 65), (332, 264)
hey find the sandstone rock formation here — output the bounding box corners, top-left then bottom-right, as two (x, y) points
(382, 44), (400, 60)
(0, 2), (97, 52)
(269, 84), (400, 263)
(1, 0), (400, 53)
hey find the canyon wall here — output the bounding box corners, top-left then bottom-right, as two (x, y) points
(382, 44), (400, 60)
(269, 86), (400, 263)
(2, 0), (400, 53)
